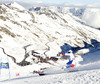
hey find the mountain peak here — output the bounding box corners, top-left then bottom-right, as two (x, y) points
(8, 2), (25, 10)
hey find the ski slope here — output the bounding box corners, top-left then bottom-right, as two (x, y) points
(0, 50), (100, 84)
(0, 2), (100, 84)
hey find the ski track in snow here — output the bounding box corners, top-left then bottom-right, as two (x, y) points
(0, 69), (100, 84)
(0, 50), (100, 84)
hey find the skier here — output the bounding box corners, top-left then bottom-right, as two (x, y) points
(33, 70), (45, 76)
(61, 50), (76, 70)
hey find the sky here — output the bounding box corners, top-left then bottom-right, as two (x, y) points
(33, 0), (100, 3)
(0, 0), (100, 9)
(0, 0), (100, 3)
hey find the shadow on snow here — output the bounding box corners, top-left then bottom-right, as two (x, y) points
(60, 39), (100, 54)
(0, 75), (39, 82)
(60, 39), (100, 68)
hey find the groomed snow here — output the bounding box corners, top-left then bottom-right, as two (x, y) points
(0, 50), (100, 84)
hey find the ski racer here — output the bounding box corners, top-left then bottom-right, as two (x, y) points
(61, 50), (76, 70)
(33, 70), (45, 76)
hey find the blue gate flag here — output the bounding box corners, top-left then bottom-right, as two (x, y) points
(0, 62), (9, 69)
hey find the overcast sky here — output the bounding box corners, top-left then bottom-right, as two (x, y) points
(0, 0), (100, 9)
(1, 0), (100, 3)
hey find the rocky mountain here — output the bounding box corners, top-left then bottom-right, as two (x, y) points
(0, 2), (100, 66)
(29, 6), (100, 28)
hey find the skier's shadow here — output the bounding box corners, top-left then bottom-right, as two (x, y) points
(60, 39), (100, 65)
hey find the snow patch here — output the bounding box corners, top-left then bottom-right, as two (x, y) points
(8, 2), (25, 10)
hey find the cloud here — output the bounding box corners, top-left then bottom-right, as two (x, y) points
(82, 8), (100, 28)
(0, 0), (100, 9)
(36, 0), (43, 3)
(0, 0), (20, 3)
(0, 0), (57, 9)
(15, 1), (60, 9)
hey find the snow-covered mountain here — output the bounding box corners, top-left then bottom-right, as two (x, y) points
(0, 2), (100, 62)
(0, 2), (100, 83)
(29, 5), (100, 28)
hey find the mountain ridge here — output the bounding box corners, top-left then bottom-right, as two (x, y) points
(0, 2), (100, 65)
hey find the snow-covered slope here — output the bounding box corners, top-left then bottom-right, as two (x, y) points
(0, 2), (100, 83)
(30, 5), (100, 28)
(0, 2), (100, 63)
(0, 50), (100, 84)
(7, 2), (25, 10)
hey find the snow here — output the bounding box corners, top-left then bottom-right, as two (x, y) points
(62, 7), (100, 28)
(0, 50), (100, 84)
(42, 4), (100, 28)
(8, 2), (25, 10)
(0, 2), (100, 84)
